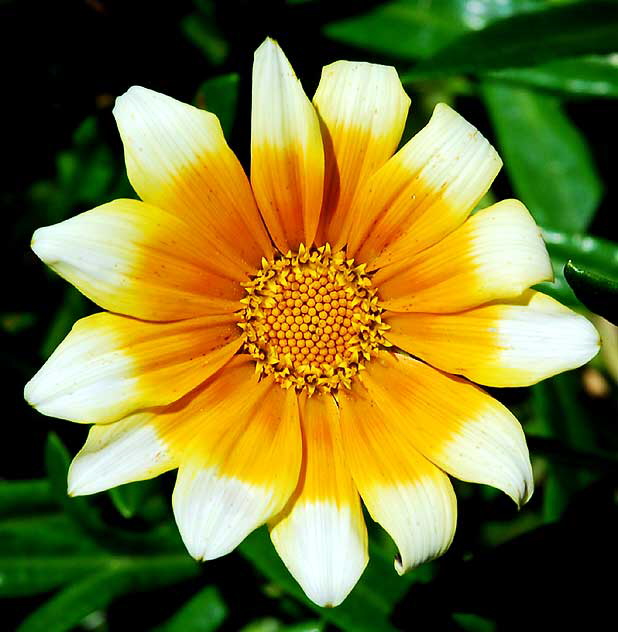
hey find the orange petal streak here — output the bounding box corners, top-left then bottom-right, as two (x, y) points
(31, 199), (244, 321)
(374, 199), (553, 313)
(347, 103), (501, 268)
(270, 393), (368, 607)
(356, 351), (533, 506)
(114, 86), (272, 275)
(385, 290), (600, 387)
(251, 39), (324, 251)
(25, 311), (243, 424)
(339, 378), (457, 574)
(169, 356), (303, 560)
(312, 61), (410, 248)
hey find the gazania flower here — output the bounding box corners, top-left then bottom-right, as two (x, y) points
(25, 38), (599, 607)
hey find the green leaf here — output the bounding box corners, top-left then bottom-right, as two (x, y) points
(44, 433), (102, 532)
(0, 549), (197, 599)
(109, 480), (156, 519)
(536, 228), (618, 307)
(16, 552), (200, 632)
(196, 73), (240, 138)
(408, 2), (618, 78)
(156, 585), (228, 632)
(0, 480), (54, 517)
(40, 287), (89, 359)
(452, 613), (496, 632)
(531, 374), (597, 523)
(16, 569), (133, 632)
(324, 0), (544, 62)
(239, 527), (419, 632)
(181, 1), (228, 66)
(0, 556), (111, 598)
(0, 515), (100, 556)
(482, 81), (602, 232)
(564, 260), (618, 323)
(488, 55), (618, 98)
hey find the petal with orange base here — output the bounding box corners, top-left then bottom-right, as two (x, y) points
(31, 199), (244, 321)
(270, 393), (368, 607)
(251, 38), (324, 252)
(347, 103), (501, 268)
(171, 358), (302, 561)
(312, 61), (410, 248)
(358, 352), (533, 507)
(25, 311), (243, 425)
(68, 356), (258, 497)
(339, 381), (457, 574)
(114, 86), (272, 274)
(385, 290), (600, 388)
(375, 199), (553, 313)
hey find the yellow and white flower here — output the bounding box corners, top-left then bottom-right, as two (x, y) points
(25, 39), (599, 607)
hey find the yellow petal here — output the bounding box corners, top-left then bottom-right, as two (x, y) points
(375, 199), (553, 313)
(171, 357), (302, 560)
(313, 60), (410, 247)
(251, 38), (324, 251)
(31, 199), (243, 320)
(114, 86), (272, 273)
(358, 352), (533, 506)
(347, 103), (502, 268)
(385, 290), (600, 387)
(25, 312), (242, 424)
(339, 381), (457, 574)
(270, 393), (368, 607)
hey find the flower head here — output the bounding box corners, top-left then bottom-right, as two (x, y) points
(25, 39), (599, 607)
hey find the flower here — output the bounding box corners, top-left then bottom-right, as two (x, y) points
(25, 38), (599, 607)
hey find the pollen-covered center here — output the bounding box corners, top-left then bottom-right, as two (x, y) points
(240, 244), (389, 394)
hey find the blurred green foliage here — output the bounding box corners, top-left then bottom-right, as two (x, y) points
(2, 0), (618, 630)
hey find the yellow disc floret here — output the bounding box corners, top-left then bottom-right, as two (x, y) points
(239, 244), (389, 394)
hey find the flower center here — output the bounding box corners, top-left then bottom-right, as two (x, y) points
(240, 244), (389, 394)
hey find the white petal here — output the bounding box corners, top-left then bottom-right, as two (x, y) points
(68, 412), (174, 496)
(271, 501), (368, 607)
(173, 466), (279, 560)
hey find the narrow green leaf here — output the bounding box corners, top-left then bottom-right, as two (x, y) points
(564, 260), (618, 323)
(156, 585), (228, 632)
(482, 81), (602, 232)
(0, 552), (197, 598)
(0, 479), (54, 516)
(408, 3), (618, 78)
(109, 480), (155, 519)
(488, 55), (618, 98)
(44, 433), (102, 532)
(0, 515), (100, 556)
(16, 569), (132, 632)
(16, 553), (199, 632)
(452, 613), (496, 632)
(181, 6), (228, 66)
(0, 555), (109, 597)
(40, 287), (89, 359)
(196, 73), (240, 137)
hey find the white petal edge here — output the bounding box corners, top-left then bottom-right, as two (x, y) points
(271, 500), (368, 607)
(68, 413), (174, 496)
(173, 465), (279, 560)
